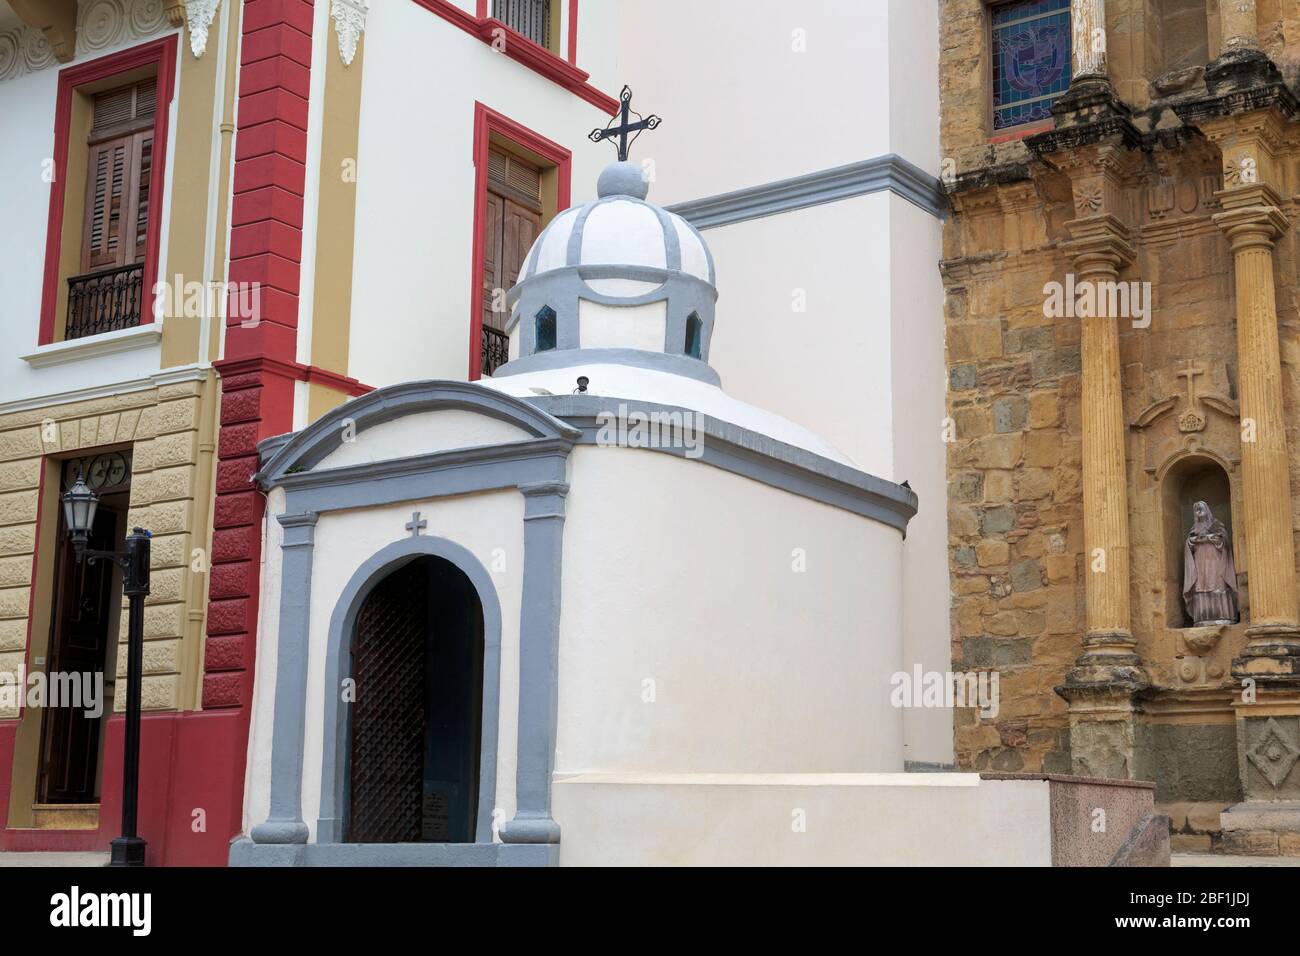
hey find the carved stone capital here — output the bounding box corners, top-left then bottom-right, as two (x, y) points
(1062, 214), (1135, 276)
(1212, 191), (1290, 251)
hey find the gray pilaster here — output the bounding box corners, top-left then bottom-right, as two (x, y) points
(250, 511), (319, 844)
(499, 481), (568, 845)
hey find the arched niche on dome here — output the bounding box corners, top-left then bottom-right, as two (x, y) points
(1158, 452), (1243, 629)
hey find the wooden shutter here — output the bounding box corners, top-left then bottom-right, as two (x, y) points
(80, 80), (156, 273)
(82, 138), (131, 270)
(481, 147), (543, 333)
(481, 191), (504, 332)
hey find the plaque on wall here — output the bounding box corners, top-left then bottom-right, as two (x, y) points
(422, 789), (450, 841)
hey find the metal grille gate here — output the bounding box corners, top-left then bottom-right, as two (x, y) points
(492, 0), (550, 48)
(348, 560), (428, 843)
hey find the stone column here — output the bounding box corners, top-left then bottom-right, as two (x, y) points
(1072, 218), (1135, 652)
(1071, 0), (1107, 81)
(1048, 143), (1148, 779)
(1215, 188), (1298, 656)
(1201, 113), (1300, 845)
(1051, 1), (1127, 132)
(1220, 0), (1258, 52)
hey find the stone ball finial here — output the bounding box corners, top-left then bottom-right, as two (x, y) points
(597, 161), (650, 200)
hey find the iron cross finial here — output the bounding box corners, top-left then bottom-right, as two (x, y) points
(589, 86), (661, 162)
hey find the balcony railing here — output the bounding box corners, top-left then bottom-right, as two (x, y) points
(481, 325), (510, 377)
(65, 262), (145, 341)
(492, 0), (551, 49)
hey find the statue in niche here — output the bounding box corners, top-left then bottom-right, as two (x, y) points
(1183, 501), (1239, 626)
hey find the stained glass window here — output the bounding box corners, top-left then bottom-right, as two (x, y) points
(684, 313), (702, 359)
(991, 0), (1072, 131)
(535, 306), (557, 352)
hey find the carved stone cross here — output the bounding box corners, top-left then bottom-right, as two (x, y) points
(405, 511), (427, 537)
(1176, 360), (1207, 433)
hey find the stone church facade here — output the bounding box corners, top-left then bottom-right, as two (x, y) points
(940, 0), (1300, 854)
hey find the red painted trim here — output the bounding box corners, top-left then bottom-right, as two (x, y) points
(468, 102), (572, 381)
(988, 119), (1053, 144)
(217, 354), (373, 397)
(411, 0), (617, 114)
(38, 35), (178, 346)
(567, 0), (578, 65)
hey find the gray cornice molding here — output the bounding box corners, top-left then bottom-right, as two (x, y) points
(256, 379), (581, 485)
(665, 154), (948, 229)
(530, 395), (919, 534)
(257, 381), (917, 533)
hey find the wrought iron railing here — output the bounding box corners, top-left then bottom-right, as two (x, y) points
(65, 262), (145, 340)
(492, 0), (551, 48)
(481, 325), (510, 377)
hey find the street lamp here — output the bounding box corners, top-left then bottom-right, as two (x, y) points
(62, 474), (150, 867)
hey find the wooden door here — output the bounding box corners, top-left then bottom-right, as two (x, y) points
(348, 557), (484, 844)
(38, 506), (117, 803)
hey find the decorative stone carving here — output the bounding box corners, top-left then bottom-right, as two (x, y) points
(0, 0), (170, 82)
(1245, 717), (1300, 789)
(184, 0), (220, 58)
(0, 26), (56, 82)
(331, 0), (369, 66)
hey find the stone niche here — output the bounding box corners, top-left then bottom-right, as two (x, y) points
(1130, 361), (1247, 692)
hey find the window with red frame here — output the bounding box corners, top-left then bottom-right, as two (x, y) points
(68, 78), (156, 340)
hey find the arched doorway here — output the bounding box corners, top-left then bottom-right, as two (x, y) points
(347, 556), (484, 844)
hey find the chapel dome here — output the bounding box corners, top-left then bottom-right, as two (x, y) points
(498, 161), (720, 384)
(517, 161), (715, 286)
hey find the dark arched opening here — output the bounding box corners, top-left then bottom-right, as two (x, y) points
(347, 555), (484, 843)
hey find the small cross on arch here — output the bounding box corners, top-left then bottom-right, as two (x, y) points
(405, 511), (427, 537)
(589, 85), (661, 162)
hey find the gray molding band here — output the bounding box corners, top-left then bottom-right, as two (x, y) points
(493, 347), (722, 387)
(665, 153), (948, 229)
(530, 394), (919, 535)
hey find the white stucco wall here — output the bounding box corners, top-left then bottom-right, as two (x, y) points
(889, 194), (952, 766)
(0, 29), (182, 407)
(347, 0), (615, 389)
(702, 193), (896, 479)
(612, 0), (893, 206)
(317, 409), (532, 468)
(556, 446), (905, 775)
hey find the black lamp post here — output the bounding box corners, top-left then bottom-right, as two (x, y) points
(62, 474), (150, 867)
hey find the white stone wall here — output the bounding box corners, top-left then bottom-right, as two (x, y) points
(556, 446), (906, 775)
(346, 0), (617, 389)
